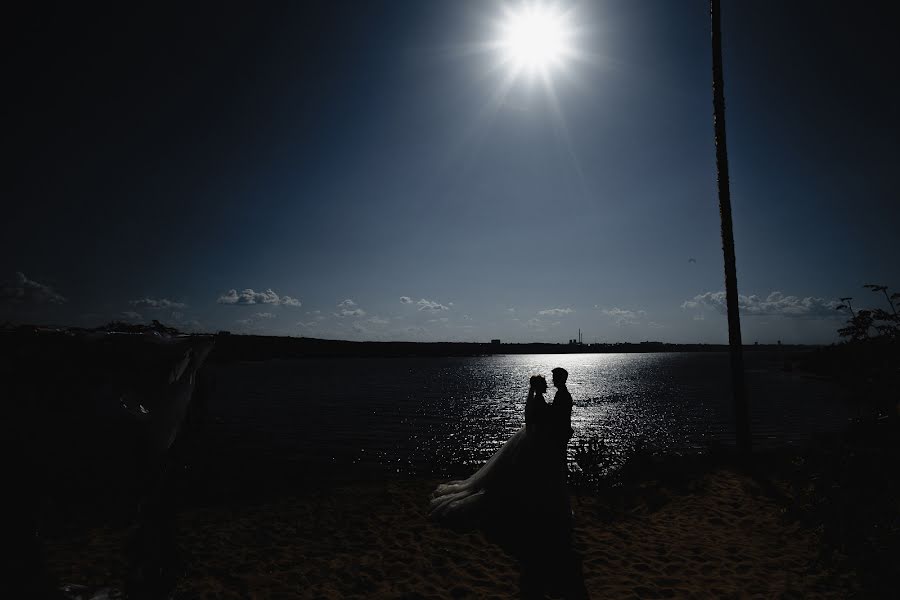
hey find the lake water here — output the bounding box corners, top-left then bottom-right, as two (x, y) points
(197, 352), (854, 483)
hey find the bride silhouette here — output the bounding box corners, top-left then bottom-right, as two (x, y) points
(429, 374), (564, 523)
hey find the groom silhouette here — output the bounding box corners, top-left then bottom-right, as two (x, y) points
(549, 367), (574, 484)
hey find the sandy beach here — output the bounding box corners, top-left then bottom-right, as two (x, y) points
(43, 466), (855, 599)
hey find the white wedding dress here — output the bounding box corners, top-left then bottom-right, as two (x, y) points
(430, 423), (540, 522)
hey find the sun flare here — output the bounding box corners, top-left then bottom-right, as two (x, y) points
(496, 3), (575, 77)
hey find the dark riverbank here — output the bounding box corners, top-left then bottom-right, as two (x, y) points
(1, 324), (816, 362)
(209, 333), (814, 363)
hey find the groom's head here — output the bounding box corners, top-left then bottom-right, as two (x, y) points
(551, 367), (568, 387)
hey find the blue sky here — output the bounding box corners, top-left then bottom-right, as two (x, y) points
(4, 1), (899, 343)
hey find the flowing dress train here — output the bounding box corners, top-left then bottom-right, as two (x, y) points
(429, 424), (544, 523)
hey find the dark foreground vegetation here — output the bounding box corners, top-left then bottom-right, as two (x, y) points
(798, 283), (899, 418)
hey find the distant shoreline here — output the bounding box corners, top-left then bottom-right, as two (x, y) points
(210, 334), (817, 362)
(1, 326), (821, 362)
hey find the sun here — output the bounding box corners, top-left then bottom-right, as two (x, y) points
(495, 3), (575, 77)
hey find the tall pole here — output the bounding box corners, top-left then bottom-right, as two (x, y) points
(710, 0), (751, 454)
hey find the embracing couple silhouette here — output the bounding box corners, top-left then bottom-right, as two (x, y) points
(430, 366), (575, 527)
(430, 367), (587, 598)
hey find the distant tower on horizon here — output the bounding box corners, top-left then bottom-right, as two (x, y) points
(578, 328), (582, 345)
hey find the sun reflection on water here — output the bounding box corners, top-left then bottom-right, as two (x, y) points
(205, 352), (853, 481)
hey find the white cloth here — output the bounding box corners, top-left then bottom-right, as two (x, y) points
(429, 425), (534, 522)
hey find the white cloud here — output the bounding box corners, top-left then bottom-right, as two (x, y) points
(1, 272), (67, 304)
(400, 296), (450, 312)
(367, 316), (390, 325)
(252, 312), (276, 319)
(538, 307), (574, 316)
(217, 288), (301, 307)
(121, 311), (142, 321)
(681, 291), (841, 318)
(130, 297), (186, 310)
(417, 298), (449, 312)
(335, 299), (365, 317)
(600, 307), (647, 326)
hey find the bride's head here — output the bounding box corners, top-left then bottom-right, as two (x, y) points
(529, 375), (547, 394)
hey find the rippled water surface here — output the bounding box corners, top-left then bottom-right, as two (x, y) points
(202, 353), (853, 478)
